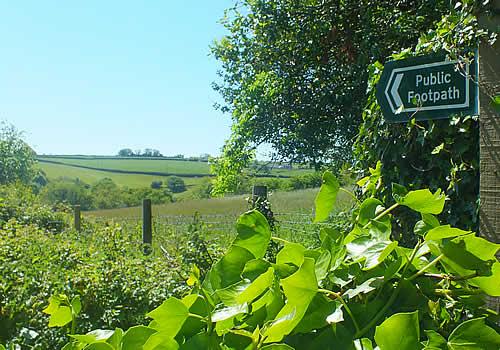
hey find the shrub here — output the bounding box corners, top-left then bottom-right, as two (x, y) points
(0, 222), (185, 349)
(52, 171), (500, 349)
(150, 180), (163, 189)
(167, 176), (186, 193)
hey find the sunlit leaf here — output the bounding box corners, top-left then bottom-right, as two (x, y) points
(314, 171), (340, 222)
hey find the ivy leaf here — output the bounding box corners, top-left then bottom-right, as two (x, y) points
(276, 242), (306, 267)
(347, 238), (397, 270)
(212, 303), (248, 322)
(314, 171), (340, 222)
(106, 328), (124, 349)
(143, 332), (179, 350)
(295, 295), (340, 333)
(204, 245), (255, 291)
(415, 214), (440, 236)
(425, 225), (471, 241)
(374, 311), (420, 350)
(447, 318), (500, 350)
(146, 298), (189, 337)
(263, 258), (318, 343)
(423, 330), (447, 349)
(470, 262), (500, 296)
(121, 326), (157, 350)
(234, 209), (272, 259)
(393, 186), (445, 214)
(217, 267), (274, 306)
(344, 277), (384, 299)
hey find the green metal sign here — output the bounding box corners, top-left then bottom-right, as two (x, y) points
(376, 54), (477, 122)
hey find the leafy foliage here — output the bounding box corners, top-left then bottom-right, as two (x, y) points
(211, 0), (450, 193)
(57, 173), (500, 349)
(0, 123), (36, 185)
(354, 1), (497, 242)
(0, 219), (185, 348)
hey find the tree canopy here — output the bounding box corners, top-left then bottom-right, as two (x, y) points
(211, 0), (450, 193)
(0, 123), (36, 185)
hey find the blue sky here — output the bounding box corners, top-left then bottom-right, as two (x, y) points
(0, 1), (235, 156)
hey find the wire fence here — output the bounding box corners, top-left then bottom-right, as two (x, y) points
(84, 211), (337, 249)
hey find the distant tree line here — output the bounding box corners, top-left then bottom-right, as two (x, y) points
(117, 148), (163, 157)
(117, 149), (211, 162)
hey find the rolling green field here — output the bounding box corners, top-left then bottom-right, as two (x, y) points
(38, 156), (211, 175)
(85, 187), (353, 218)
(38, 162), (207, 188)
(37, 156), (314, 177)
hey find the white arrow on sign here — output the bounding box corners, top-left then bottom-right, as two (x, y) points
(383, 60), (470, 114)
(390, 73), (404, 109)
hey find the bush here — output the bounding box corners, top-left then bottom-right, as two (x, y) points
(0, 221), (186, 349)
(167, 176), (186, 193)
(150, 180), (163, 189)
(0, 123), (36, 185)
(41, 179), (94, 210)
(0, 184), (67, 233)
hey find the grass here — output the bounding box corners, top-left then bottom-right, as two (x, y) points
(38, 162), (207, 188)
(37, 156), (314, 177)
(85, 187), (353, 218)
(38, 156), (211, 175)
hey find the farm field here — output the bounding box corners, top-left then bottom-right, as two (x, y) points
(85, 187), (353, 218)
(37, 155), (314, 177)
(38, 161), (207, 189)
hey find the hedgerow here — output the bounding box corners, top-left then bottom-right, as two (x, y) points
(41, 171), (500, 349)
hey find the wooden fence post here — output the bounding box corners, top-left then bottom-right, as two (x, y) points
(252, 185), (268, 203)
(142, 199), (152, 254)
(73, 205), (81, 232)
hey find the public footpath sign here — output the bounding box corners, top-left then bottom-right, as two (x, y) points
(376, 54), (478, 122)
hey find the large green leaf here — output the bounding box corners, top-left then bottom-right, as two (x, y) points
(314, 171), (340, 222)
(218, 267), (274, 306)
(146, 298), (189, 337)
(423, 330), (447, 349)
(347, 237), (397, 270)
(276, 242), (306, 267)
(212, 303), (248, 322)
(344, 277), (384, 299)
(143, 332), (179, 350)
(374, 311), (420, 350)
(470, 262), (500, 296)
(106, 328), (124, 349)
(447, 318), (500, 350)
(294, 294), (340, 333)
(357, 198), (387, 227)
(121, 326), (157, 350)
(234, 210), (271, 259)
(425, 225), (471, 241)
(393, 185), (445, 215)
(204, 245), (255, 291)
(263, 258), (318, 343)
